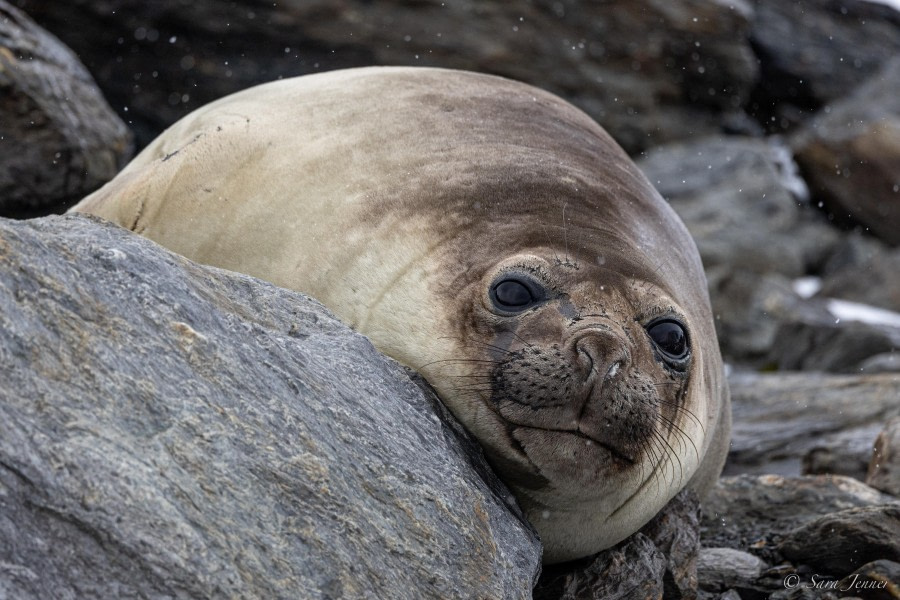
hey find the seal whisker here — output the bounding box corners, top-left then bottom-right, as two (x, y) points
(539, 221), (562, 264)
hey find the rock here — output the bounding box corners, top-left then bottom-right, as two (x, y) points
(637, 135), (835, 281)
(640, 490), (702, 600)
(819, 243), (900, 314)
(867, 417), (900, 497)
(697, 547), (767, 593)
(778, 505), (900, 575)
(726, 372), (900, 477)
(766, 298), (900, 372)
(709, 271), (806, 364)
(792, 57), (900, 247)
(534, 490), (701, 600)
(700, 474), (899, 563)
(19, 0), (759, 153)
(837, 560), (900, 600)
(0, 214), (541, 599)
(802, 442), (870, 482)
(748, 0), (900, 130)
(532, 534), (666, 600)
(0, 1), (132, 217)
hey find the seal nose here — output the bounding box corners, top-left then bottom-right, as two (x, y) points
(573, 329), (630, 384)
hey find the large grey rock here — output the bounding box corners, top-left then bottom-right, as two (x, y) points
(726, 372), (900, 476)
(792, 57), (900, 247)
(0, 1), (132, 217)
(637, 135), (835, 281)
(0, 214), (541, 599)
(748, 0), (900, 129)
(700, 474), (899, 564)
(19, 0), (759, 153)
(766, 299), (900, 372)
(818, 237), (900, 314)
(778, 505), (900, 576)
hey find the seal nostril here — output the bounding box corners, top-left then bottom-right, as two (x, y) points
(605, 361), (621, 380)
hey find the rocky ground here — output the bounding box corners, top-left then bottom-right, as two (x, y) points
(1, 0), (899, 598)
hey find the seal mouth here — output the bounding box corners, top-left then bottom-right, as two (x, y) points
(510, 423), (637, 466)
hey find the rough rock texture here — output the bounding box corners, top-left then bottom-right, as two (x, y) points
(748, 0), (900, 129)
(837, 560), (900, 600)
(700, 474), (899, 563)
(819, 242), (900, 313)
(534, 490), (700, 600)
(792, 57), (900, 247)
(767, 303), (900, 372)
(17, 0), (759, 153)
(637, 135), (832, 280)
(868, 417), (900, 497)
(696, 547), (767, 594)
(0, 214), (541, 599)
(726, 372), (900, 476)
(778, 505), (900, 575)
(0, 1), (132, 217)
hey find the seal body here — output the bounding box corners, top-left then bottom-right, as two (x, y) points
(72, 66), (730, 563)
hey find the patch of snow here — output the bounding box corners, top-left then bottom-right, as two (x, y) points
(826, 298), (900, 329)
(863, 0), (900, 12)
(792, 276), (822, 299)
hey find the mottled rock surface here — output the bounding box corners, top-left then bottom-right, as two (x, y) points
(18, 0), (759, 153)
(0, 1), (132, 217)
(778, 505), (900, 575)
(697, 547), (767, 594)
(726, 372), (900, 476)
(700, 474), (899, 563)
(0, 214), (541, 599)
(867, 417), (900, 497)
(819, 242), (900, 313)
(534, 490), (700, 600)
(792, 57), (900, 247)
(748, 0), (900, 128)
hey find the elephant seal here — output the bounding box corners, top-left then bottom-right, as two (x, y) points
(72, 66), (730, 564)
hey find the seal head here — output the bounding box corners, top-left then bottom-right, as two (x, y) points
(72, 66), (730, 564)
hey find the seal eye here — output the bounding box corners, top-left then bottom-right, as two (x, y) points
(647, 320), (689, 362)
(489, 276), (545, 314)
(495, 280), (532, 307)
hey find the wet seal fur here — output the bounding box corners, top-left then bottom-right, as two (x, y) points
(72, 66), (731, 564)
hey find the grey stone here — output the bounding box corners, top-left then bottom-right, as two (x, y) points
(18, 0), (759, 154)
(725, 372), (900, 477)
(0, 1), (132, 217)
(532, 534), (666, 600)
(802, 442), (871, 482)
(792, 57), (900, 247)
(867, 417), (900, 497)
(819, 243), (900, 314)
(697, 547), (767, 593)
(837, 560), (900, 600)
(748, 0), (900, 128)
(637, 135), (836, 281)
(534, 489), (701, 600)
(708, 271), (806, 364)
(766, 300), (900, 372)
(778, 505), (900, 576)
(0, 214), (541, 599)
(700, 474), (899, 564)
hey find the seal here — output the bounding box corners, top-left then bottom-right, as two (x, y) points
(72, 66), (731, 564)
